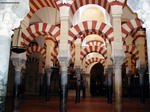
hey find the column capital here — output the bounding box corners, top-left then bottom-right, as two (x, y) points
(135, 2), (150, 28)
(11, 52), (27, 71)
(126, 70), (132, 77)
(59, 5), (70, 19)
(0, 1), (29, 36)
(45, 67), (52, 74)
(75, 66), (81, 74)
(138, 65), (146, 75)
(111, 5), (123, 16)
(105, 65), (113, 76)
(113, 56), (125, 68)
(58, 57), (70, 71)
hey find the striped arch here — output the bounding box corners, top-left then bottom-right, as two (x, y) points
(51, 47), (58, 63)
(21, 23), (60, 47)
(80, 46), (107, 60)
(86, 40), (104, 46)
(68, 21), (114, 44)
(122, 58), (128, 67)
(122, 18), (142, 39)
(123, 45), (139, 60)
(26, 45), (46, 59)
(85, 57), (105, 68)
(71, 48), (75, 63)
(26, 57), (39, 65)
(70, 0), (111, 16)
(133, 30), (146, 44)
(122, 58), (136, 68)
(27, 0), (58, 20)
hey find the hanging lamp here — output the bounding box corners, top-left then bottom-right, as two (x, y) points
(11, 25), (26, 53)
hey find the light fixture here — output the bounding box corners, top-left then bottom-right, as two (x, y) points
(11, 25), (26, 53)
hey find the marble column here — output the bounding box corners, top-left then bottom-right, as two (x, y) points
(38, 56), (45, 96)
(111, 5), (125, 112)
(127, 0), (150, 91)
(58, 60), (69, 112)
(135, 36), (146, 67)
(126, 71), (132, 98)
(126, 53), (132, 98)
(57, 1), (72, 111)
(11, 52), (26, 111)
(106, 66), (113, 104)
(138, 66), (146, 104)
(75, 66), (81, 103)
(114, 58), (124, 112)
(0, 1), (29, 111)
(45, 67), (52, 101)
(45, 39), (54, 101)
(81, 71), (86, 98)
(74, 39), (81, 103)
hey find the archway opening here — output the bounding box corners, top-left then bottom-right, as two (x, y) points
(90, 63), (105, 96)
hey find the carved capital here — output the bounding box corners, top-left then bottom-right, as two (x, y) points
(126, 70), (132, 77)
(58, 57), (70, 71)
(11, 59), (26, 71)
(75, 66), (81, 74)
(113, 56), (125, 69)
(45, 67), (52, 74)
(107, 66), (113, 76)
(138, 65), (146, 75)
(0, 0), (29, 35)
(128, 1), (150, 29)
(11, 52), (27, 71)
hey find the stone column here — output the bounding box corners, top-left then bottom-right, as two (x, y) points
(11, 52), (26, 111)
(135, 36), (146, 67)
(128, 1), (150, 90)
(58, 59), (69, 112)
(111, 5), (125, 112)
(126, 53), (132, 98)
(38, 57), (45, 96)
(45, 39), (54, 101)
(0, 1), (29, 111)
(81, 71), (86, 98)
(106, 66), (113, 104)
(114, 58), (124, 112)
(126, 70), (132, 98)
(138, 66), (146, 104)
(135, 35), (146, 102)
(75, 67), (81, 103)
(45, 67), (52, 101)
(57, 2), (72, 111)
(74, 39), (81, 103)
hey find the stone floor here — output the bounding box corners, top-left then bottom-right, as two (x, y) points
(5, 96), (150, 112)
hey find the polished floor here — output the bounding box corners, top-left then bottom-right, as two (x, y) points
(6, 95), (150, 112)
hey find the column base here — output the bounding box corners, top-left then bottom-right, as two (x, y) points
(115, 102), (122, 112)
(60, 84), (68, 112)
(76, 84), (80, 103)
(107, 86), (112, 104)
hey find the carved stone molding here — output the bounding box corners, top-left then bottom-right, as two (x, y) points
(11, 52), (27, 71)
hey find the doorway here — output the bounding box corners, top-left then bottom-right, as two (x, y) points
(90, 63), (105, 96)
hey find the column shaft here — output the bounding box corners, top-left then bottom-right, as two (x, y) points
(138, 67), (146, 104)
(13, 71), (22, 111)
(75, 70), (81, 103)
(145, 28), (150, 87)
(60, 71), (68, 112)
(45, 68), (52, 101)
(106, 67), (113, 104)
(111, 5), (124, 112)
(127, 72), (132, 98)
(114, 66), (122, 112)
